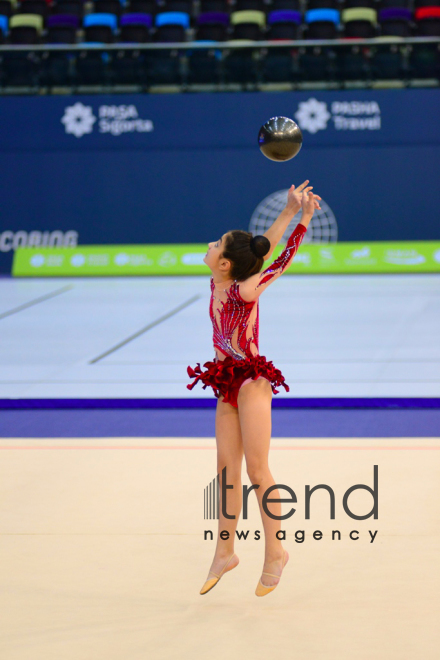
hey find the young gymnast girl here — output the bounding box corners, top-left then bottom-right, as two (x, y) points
(187, 181), (321, 597)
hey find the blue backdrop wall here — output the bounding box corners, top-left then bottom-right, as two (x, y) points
(1, 88), (439, 274)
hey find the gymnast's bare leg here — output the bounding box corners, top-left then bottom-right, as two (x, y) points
(203, 395), (243, 581)
(237, 377), (289, 588)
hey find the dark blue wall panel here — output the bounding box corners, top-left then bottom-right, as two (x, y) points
(1, 89), (439, 273)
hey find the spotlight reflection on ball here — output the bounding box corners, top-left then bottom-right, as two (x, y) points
(258, 116), (303, 162)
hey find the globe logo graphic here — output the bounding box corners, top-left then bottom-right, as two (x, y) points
(249, 189), (338, 244)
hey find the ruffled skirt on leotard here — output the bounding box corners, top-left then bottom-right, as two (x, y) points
(187, 354), (289, 408)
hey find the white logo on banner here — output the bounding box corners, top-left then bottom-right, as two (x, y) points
(158, 251), (177, 267)
(0, 230), (78, 252)
(384, 250), (426, 265)
(295, 98), (331, 134)
(30, 254), (45, 267)
(181, 253), (206, 265)
(61, 103), (154, 137)
(351, 247), (371, 259)
(61, 103), (97, 138)
(295, 98), (381, 133)
(71, 254), (86, 267)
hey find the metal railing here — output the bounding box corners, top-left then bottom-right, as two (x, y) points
(0, 37), (439, 93)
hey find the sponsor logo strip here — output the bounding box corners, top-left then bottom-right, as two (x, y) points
(12, 242), (440, 276)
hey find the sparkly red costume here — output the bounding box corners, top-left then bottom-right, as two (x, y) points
(187, 223), (307, 407)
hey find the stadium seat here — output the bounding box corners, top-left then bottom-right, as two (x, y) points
(84, 13), (118, 42)
(298, 48), (333, 78)
(266, 10), (301, 39)
(46, 13), (79, 42)
(114, 15), (151, 85)
(0, 0), (15, 18)
(195, 11), (229, 41)
(194, 23), (227, 39)
(187, 40), (222, 83)
(342, 7), (377, 37)
(272, 0), (300, 10)
(224, 12), (264, 82)
(119, 12), (152, 41)
(378, 7), (412, 37)
(230, 9), (265, 40)
(196, 10), (229, 25)
(0, 13), (7, 41)
(18, 0), (49, 18)
(415, 5), (440, 17)
(154, 11), (189, 41)
(234, 0), (266, 11)
(154, 23), (186, 40)
(155, 10), (190, 27)
(409, 42), (440, 76)
(308, 0), (338, 8)
(76, 49), (112, 84)
(94, 0), (122, 16)
(305, 8), (340, 38)
(162, 0), (193, 12)
(113, 49), (148, 83)
(149, 11), (188, 84)
(336, 44), (370, 80)
(414, 7), (440, 35)
(344, 0), (375, 7)
(3, 12), (42, 84)
(42, 18), (77, 85)
(223, 48), (260, 82)
(52, 0), (84, 19)
(147, 47), (183, 83)
(127, 0), (157, 14)
(230, 9), (265, 26)
(261, 44), (295, 81)
(9, 13), (43, 43)
(199, 0), (228, 13)
(371, 36), (405, 78)
(2, 50), (40, 84)
(379, 0), (410, 8)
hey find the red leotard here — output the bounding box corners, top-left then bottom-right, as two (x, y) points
(187, 223), (307, 406)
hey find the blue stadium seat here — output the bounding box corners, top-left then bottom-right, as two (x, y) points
(305, 8), (340, 38)
(267, 10), (301, 39)
(0, 13), (7, 42)
(83, 12), (117, 42)
(46, 14), (79, 42)
(84, 12), (118, 29)
(305, 8), (340, 25)
(155, 11), (190, 28)
(119, 12), (152, 42)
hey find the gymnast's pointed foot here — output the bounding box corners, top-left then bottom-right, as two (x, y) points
(200, 552), (239, 595)
(255, 549), (289, 597)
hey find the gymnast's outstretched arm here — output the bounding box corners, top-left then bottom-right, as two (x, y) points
(262, 181), (321, 262)
(239, 190), (316, 301)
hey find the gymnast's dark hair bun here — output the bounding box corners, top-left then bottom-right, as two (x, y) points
(222, 230), (271, 281)
(250, 235), (271, 258)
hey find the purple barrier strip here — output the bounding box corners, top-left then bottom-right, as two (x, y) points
(0, 398), (439, 409)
